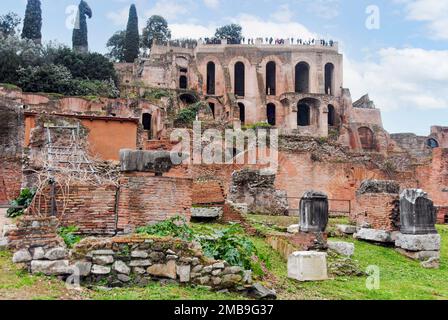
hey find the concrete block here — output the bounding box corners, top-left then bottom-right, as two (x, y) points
(287, 251), (328, 282)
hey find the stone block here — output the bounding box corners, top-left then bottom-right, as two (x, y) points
(421, 257), (440, 269)
(395, 233), (441, 251)
(73, 261), (92, 276)
(113, 260), (131, 275)
(395, 248), (440, 261)
(90, 250), (115, 256)
(31, 260), (71, 275)
(287, 251), (328, 281)
(176, 265), (191, 283)
(44, 247), (68, 260)
(327, 241), (355, 257)
(129, 259), (152, 267)
(12, 249), (32, 263)
(32, 247), (45, 260)
(147, 260), (177, 279)
(93, 255), (114, 265)
(354, 228), (394, 243)
(131, 251), (149, 259)
(191, 207), (223, 219)
(91, 265), (111, 275)
(287, 224), (300, 234)
(336, 224), (357, 235)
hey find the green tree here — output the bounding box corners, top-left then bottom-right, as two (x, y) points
(72, 0), (92, 53)
(106, 30), (126, 62)
(0, 12), (21, 38)
(215, 23), (242, 43)
(21, 0), (42, 43)
(142, 15), (171, 49)
(124, 4), (140, 63)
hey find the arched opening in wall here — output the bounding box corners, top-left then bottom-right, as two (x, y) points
(209, 102), (215, 119)
(267, 103), (276, 126)
(295, 62), (310, 93)
(297, 103), (310, 126)
(234, 62), (245, 97)
(142, 113), (152, 139)
(179, 75), (188, 89)
(327, 104), (335, 126)
(358, 127), (375, 151)
(266, 61), (276, 96)
(179, 93), (198, 105)
(206, 62), (216, 95)
(325, 63), (334, 95)
(238, 102), (245, 124)
(427, 138), (439, 148)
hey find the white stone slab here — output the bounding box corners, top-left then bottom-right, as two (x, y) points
(287, 251), (328, 282)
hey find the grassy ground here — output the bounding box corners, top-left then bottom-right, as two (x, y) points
(1, 218), (447, 300)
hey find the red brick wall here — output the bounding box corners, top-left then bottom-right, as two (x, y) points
(0, 157), (22, 204)
(30, 183), (118, 235)
(352, 193), (399, 231)
(437, 207), (448, 225)
(117, 173), (192, 230)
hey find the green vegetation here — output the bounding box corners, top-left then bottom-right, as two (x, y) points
(173, 102), (203, 127)
(215, 24), (243, 43)
(0, 12), (21, 38)
(242, 122), (272, 131)
(124, 4), (139, 63)
(142, 15), (171, 49)
(136, 216), (194, 241)
(6, 188), (36, 218)
(58, 226), (82, 248)
(21, 0), (42, 43)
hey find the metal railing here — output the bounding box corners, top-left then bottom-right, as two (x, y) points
(286, 197), (351, 217)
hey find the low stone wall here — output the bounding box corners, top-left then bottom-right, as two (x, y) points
(13, 235), (253, 292)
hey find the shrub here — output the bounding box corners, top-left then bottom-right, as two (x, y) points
(58, 226), (82, 248)
(242, 122), (272, 131)
(6, 188), (36, 218)
(136, 216), (194, 241)
(17, 64), (74, 94)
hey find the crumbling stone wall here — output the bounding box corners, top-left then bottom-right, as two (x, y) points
(352, 180), (400, 231)
(229, 169), (288, 216)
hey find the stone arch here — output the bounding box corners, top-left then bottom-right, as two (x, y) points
(266, 61), (276, 96)
(297, 103), (310, 126)
(295, 62), (310, 93)
(234, 61), (245, 97)
(358, 127), (375, 151)
(325, 63), (335, 95)
(206, 61), (216, 95)
(179, 93), (198, 104)
(267, 103), (276, 125)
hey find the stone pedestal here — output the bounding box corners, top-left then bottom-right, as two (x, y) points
(299, 191), (329, 233)
(400, 189), (437, 235)
(287, 251), (328, 281)
(395, 233), (441, 251)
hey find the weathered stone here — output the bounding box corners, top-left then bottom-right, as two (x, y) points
(212, 277), (222, 286)
(248, 283), (277, 300)
(327, 241), (355, 257)
(395, 248), (440, 261)
(44, 247), (68, 260)
(243, 270), (252, 284)
(117, 274), (132, 283)
(336, 224), (357, 235)
(91, 265), (111, 275)
(421, 257), (440, 269)
(192, 265), (203, 273)
(149, 251), (164, 261)
(191, 207), (223, 219)
(166, 249), (176, 255)
(395, 233), (441, 251)
(287, 224), (300, 234)
(131, 251), (148, 259)
(72, 261), (92, 276)
(113, 260), (131, 275)
(212, 262), (225, 269)
(288, 251), (328, 281)
(179, 257), (193, 264)
(166, 255), (178, 260)
(2, 224), (17, 237)
(129, 259), (152, 267)
(31, 260), (71, 275)
(202, 266), (213, 273)
(196, 276), (210, 285)
(212, 269), (222, 276)
(0, 237), (7, 249)
(91, 250), (115, 256)
(191, 273), (201, 278)
(354, 228), (394, 243)
(93, 255), (114, 265)
(13, 249), (32, 263)
(176, 265), (191, 283)
(120, 150), (175, 175)
(400, 189), (437, 235)
(147, 260), (176, 279)
(222, 274), (242, 286)
(226, 266), (243, 274)
(32, 247), (45, 260)
(133, 267), (146, 275)
(299, 191), (329, 233)
(191, 257), (200, 266)
(357, 180), (400, 195)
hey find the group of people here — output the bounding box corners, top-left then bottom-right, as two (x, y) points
(200, 37), (335, 47)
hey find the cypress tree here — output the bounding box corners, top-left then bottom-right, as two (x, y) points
(72, 0), (92, 53)
(124, 4), (140, 63)
(21, 0), (42, 44)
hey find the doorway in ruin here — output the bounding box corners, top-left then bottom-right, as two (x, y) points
(179, 93), (198, 105)
(209, 102), (215, 119)
(358, 127), (375, 151)
(142, 113), (152, 139)
(328, 104), (335, 126)
(266, 61), (276, 96)
(267, 103), (276, 126)
(297, 103), (310, 126)
(238, 102), (245, 124)
(325, 63), (334, 95)
(295, 62), (310, 93)
(179, 75), (188, 89)
(207, 62), (216, 95)
(234, 62), (245, 97)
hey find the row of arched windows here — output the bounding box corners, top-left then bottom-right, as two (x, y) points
(205, 61), (335, 96)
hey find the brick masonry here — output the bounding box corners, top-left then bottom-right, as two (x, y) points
(117, 172), (192, 231)
(352, 193), (399, 231)
(0, 157), (22, 204)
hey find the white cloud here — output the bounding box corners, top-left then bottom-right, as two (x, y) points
(170, 23), (216, 39)
(399, 0), (448, 40)
(307, 0), (340, 19)
(106, 7), (129, 26)
(203, 0), (220, 9)
(271, 4), (294, 23)
(345, 48), (448, 111)
(145, 0), (189, 21)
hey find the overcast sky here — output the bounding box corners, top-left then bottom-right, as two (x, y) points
(2, 0), (448, 135)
